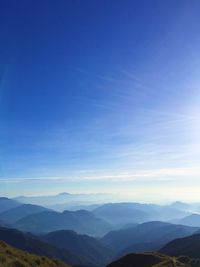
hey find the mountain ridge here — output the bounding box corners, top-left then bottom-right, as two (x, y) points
(101, 221), (199, 254)
(160, 233), (200, 259)
(0, 226), (92, 266)
(42, 229), (114, 266)
(15, 209), (112, 236)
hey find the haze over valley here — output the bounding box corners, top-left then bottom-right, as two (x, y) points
(1, 195), (200, 266)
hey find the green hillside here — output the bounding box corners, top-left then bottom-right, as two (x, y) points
(0, 240), (70, 267)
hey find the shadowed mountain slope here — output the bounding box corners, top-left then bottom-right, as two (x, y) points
(0, 226), (92, 266)
(101, 221), (198, 253)
(116, 240), (164, 259)
(42, 230), (114, 266)
(160, 233), (200, 259)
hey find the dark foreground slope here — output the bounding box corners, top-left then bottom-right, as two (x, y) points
(107, 252), (200, 267)
(0, 226), (91, 266)
(160, 233), (200, 259)
(0, 240), (70, 267)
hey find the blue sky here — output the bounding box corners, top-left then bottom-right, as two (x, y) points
(0, 0), (200, 201)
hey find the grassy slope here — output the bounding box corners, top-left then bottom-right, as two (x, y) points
(0, 240), (71, 267)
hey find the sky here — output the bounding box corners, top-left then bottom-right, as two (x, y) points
(0, 0), (200, 202)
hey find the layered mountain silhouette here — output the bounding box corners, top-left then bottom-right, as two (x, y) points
(0, 197), (20, 213)
(0, 203), (48, 224)
(169, 202), (200, 214)
(49, 203), (101, 212)
(93, 203), (189, 226)
(101, 221), (198, 254)
(15, 192), (112, 209)
(0, 240), (70, 267)
(168, 201), (192, 211)
(173, 214), (200, 227)
(0, 226), (92, 266)
(42, 230), (114, 266)
(1, 198), (200, 267)
(15, 209), (112, 236)
(160, 233), (200, 259)
(93, 203), (150, 225)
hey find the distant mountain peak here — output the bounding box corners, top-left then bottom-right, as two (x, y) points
(58, 192), (71, 196)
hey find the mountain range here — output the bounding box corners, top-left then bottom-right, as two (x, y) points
(160, 233), (200, 259)
(41, 230), (114, 266)
(2, 224), (200, 267)
(101, 221), (199, 255)
(172, 214), (200, 227)
(2, 197), (200, 266)
(93, 202), (190, 226)
(0, 197), (20, 213)
(15, 192), (114, 210)
(0, 204), (48, 224)
(0, 226), (90, 266)
(14, 209), (112, 236)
